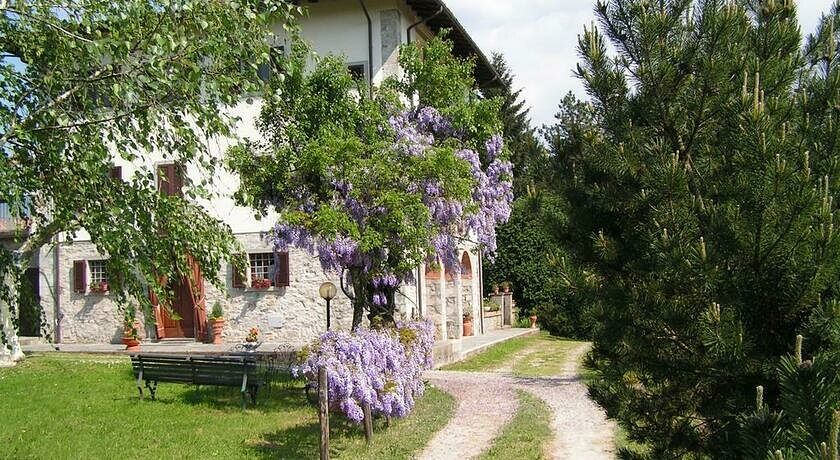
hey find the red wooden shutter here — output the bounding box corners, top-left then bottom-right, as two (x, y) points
(232, 254), (246, 288)
(275, 252), (290, 287)
(108, 166), (122, 181)
(73, 260), (87, 293)
(157, 164), (170, 195)
(169, 163), (183, 196)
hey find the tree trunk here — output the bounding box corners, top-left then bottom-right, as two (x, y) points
(1, 264), (25, 367)
(0, 223), (58, 367)
(350, 271), (367, 331)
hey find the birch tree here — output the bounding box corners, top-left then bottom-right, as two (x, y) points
(0, 0), (301, 365)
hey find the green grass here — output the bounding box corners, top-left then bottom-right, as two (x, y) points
(442, 332), (582, 377)
(478, 390), (553, 460)
(0, 353), (455, 459)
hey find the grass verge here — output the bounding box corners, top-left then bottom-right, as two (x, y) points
(0, 353), (454, 459)
(478, 390), (553, 459)
(442, 332), (582, 377)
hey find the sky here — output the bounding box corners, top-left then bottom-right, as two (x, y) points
(445, 0), (838, 130)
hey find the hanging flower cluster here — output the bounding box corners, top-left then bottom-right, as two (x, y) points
(269, 105), (513, 289)
(292, 319), (435, 422)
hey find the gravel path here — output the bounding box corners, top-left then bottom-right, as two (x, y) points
(517, 343), (615, 459)
(419, 342), (615, 460)
(418, 371), (520, 460)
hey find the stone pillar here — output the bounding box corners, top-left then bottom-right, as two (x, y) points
(439, 269), (447, 340)
(454, 274), (463, 339)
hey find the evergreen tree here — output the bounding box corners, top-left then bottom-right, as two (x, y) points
(485, 52), (544, 193)
(557, 0), (840, 456)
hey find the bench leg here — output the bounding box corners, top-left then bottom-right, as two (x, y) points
(248, 385), (258, 406)
(136, 370), (144, 400)
(146, 380), (158, 400)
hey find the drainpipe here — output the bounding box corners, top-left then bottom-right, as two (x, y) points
(406, 6), (444, 44)
(53, 234), (61, 343)
(358, 0), (373, 97)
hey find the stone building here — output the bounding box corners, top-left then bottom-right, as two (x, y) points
(4, 0), (498, 348)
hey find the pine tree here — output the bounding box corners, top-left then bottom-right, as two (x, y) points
(556, 0), (840, 456)
(484, 52), (543, 193)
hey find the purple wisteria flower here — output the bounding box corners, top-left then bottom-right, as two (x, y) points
(292, 319), (435, 423)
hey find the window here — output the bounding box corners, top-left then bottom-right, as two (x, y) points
(347, 63), (367, 82)
(0, 202), (9, 219)
(257, 46), (286, 83)
(249, 253), (275, 285)
(233, 252), (290, 289)
(89, 260), (108, 284)
(87, 260), (109, 294)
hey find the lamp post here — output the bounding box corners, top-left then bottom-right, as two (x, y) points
(319, 282), (337, 330)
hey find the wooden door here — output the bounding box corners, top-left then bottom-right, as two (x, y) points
(161, 280), (195, 338)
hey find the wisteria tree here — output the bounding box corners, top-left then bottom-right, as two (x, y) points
(229, 37), (512, 329)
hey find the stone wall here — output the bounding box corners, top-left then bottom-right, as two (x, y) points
(204, 233), (353, 347)
(53, 241), (149, 343)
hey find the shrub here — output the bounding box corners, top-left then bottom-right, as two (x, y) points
(292, 319), (435, 423)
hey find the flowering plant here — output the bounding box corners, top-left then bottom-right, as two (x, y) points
(292, 319), (435, 423)
(89, 281), (109, 294)
(230, 37), (511, 329)
(251, 277), (271, 289)
(245, 327), (260, 343)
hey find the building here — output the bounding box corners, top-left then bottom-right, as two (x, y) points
(4, 0), (501, 348)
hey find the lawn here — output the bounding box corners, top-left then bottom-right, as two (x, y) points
(442, 332), (582, 377)
(0, 353), (454, 459)
(478, 390), (553, 460)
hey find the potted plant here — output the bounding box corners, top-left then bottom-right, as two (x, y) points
(251, 277), (271, 289)
(463, 311), (474, 337)
(90, 280), (109, 294)
(122, 308), (141, 351)
(242, 326), (261, 352)
(208, 301), (225, 345)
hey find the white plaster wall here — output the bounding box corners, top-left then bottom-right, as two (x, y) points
(42, 1), (459, 345)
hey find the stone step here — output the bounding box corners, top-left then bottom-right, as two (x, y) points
(18, 336), (48, 346)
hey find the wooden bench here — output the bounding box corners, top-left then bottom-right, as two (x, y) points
(130, 354), (266, 409)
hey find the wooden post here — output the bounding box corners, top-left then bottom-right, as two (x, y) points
(362, 401), (373, 444)
(318, 366), (329, 460)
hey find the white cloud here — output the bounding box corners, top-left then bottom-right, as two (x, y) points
(445, 0), (838, 129)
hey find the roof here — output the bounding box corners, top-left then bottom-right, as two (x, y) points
(404, 0), (499, 88)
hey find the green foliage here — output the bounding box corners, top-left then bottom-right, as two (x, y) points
(0, 0), (301, 343)
(484, 52), (544, 193)
(209, 301), (224, 321)
(229, 36), (505, 328)
(552, 0), (840, 457)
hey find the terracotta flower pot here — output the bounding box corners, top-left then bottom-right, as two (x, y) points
(463, 318), (474, 337)
(210, 319), (225, 345)
(123, 322), (141, 351)
(529, 315), (537, 329)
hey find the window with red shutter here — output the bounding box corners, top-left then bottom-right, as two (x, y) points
(108, 166), (122, 181)
(232, 254), (246, 289)
(73, 260), (87, 293)
(275, 252), (290, 287)
(156, 163), (183, 196)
